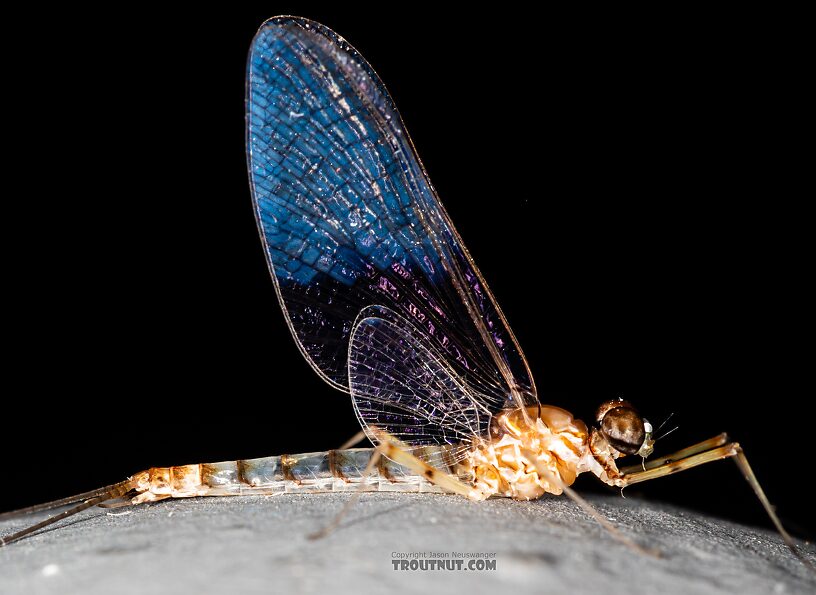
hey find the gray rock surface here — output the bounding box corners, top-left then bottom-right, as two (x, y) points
(1, 493), (813, 595)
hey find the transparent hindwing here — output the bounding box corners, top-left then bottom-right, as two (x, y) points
(348, 306), (493, 468)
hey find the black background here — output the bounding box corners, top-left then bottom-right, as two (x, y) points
(4, 8), (812, 538)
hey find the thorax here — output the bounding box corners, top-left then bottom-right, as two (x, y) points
(459, 405), (621, 500)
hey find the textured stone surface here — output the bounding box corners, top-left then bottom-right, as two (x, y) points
(1, 493), (813, 594)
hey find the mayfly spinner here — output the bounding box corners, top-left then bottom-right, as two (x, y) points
(1, 17), (811, 570)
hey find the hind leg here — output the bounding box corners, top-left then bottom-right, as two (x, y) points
(370, 429), (486, 500)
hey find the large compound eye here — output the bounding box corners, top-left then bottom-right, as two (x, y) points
(596, 400), (645, 455)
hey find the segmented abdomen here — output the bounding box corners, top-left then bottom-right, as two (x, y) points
(133, 447), (458, 500)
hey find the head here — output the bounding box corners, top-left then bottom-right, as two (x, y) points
(595, 398), (654, 458)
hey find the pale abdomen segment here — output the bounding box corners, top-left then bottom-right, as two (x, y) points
(131, 447), (454, 503)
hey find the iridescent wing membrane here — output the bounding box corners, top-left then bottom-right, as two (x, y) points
(247, 17), (537, 460)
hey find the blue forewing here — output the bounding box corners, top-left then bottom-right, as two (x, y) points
(247, 17), (537, 455)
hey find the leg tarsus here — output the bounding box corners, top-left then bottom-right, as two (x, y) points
(621, 439), (815, 573)
(731, 447), (815, 572)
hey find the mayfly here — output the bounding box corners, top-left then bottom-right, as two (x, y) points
(0, 16), (811, 567)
